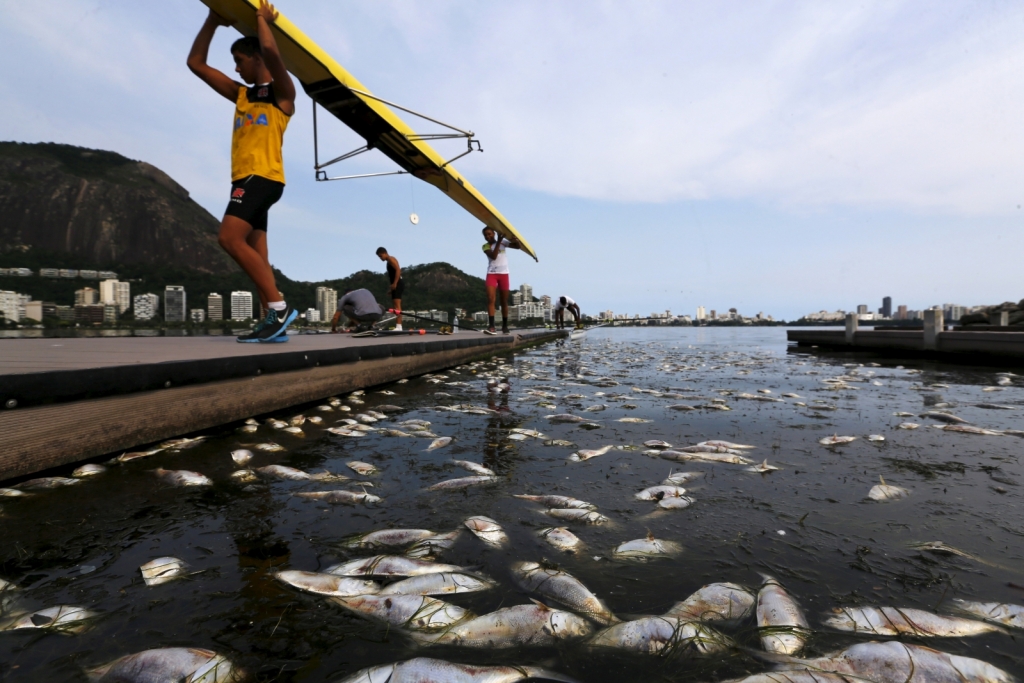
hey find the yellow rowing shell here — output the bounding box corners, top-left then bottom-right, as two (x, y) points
(200, 0), (537, 260)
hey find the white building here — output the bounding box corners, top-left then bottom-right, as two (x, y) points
(231, 291), (254, 321)
(208, 293), (224, 321)
(133, 293), (160, 321)
(75, 287), (99, 305)
(40, 268), (60, 278)
(519, 283), (533, 301)
(0, 290), (20, 322)
(696, 306), (706, 321)
(473, 311), (488, 323)
(100, 279), (131, 314)
(305, 308), (321, 323)
(190, 309), (206, 324)
(510, 291), (524, 306)
(164, 286), (186, 322)
(316, 287), (337, 322)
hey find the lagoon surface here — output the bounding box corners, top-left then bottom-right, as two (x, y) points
(1, 327), (1021, 682)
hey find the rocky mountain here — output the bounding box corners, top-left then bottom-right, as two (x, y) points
(0, 142), (235, 274)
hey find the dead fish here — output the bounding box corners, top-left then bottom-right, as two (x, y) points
(347, 461), (379, 476)
(307, 415), (323, 425)
(427, 476), (498, 491)
(317, 404), (334, 412)
(111, 448), (165, 463)
(544, 439), (576, 447)
(0, 488), (30, 498)
(588, 617), (733, 656)
(663, 472), (702, 486)
(283, 426), (305, 436)
(255, 442), (286, 451)
(463, 516), (508, 548)
(761, 640), (1015, 683)
(668, 404), (697, 411)
(257, 465), (348, 482)
(659, 450), (752, 465)
(747, 460), (780, 473)
(325, 555), (463, 578)
(893, 412), (916, 417)
(867, 434), (886, 442)
(511, 428), (546, 439)
(405, 531), (463, 559)
(921, 412), (968, 424)
(153, 468), (212, 487)
(268, 420), (288, 429)
(328, 427), (367, 437)
(974, 403), (1017, 410)
(411, 602), (592, 647)
(680, 445), (744, 455)
(230, 449), (253, 466)
(515, 494), (596, 510)
(614, 534), (682, 560)
(544, 509), (608, 524)
(569, 445), (614, 462)
(332, 658), (578, 683)
(346, 529), (436, 550)
(159, 436), (207, 450)
(583, 405), (607, 412)
(330, 593), (469, 632)
(274, 570), (380, 598)
(782, 393), (802, 398)
(16, 477), (82, 490)
(237, 424), (258, 433)
(943, 425), (1003, 436)
(539, 527), (583, 552)
(699, 440), (755, 450)
(635, 485), (687, 501)
(295, 490), (381, 505)
(511, 561), (618, 625)
(380, 572), (495, 597)
(825, 606), (1000, 637)
(819, 435), (857, 446)
(426, 437), (452, 451)
(546, 414), (586, 423)
(451, 460), (495, 476)
(757, 574), (809, 654)
(85, 647), (241, 682)
(644, 440), (673, 449)
(140, 557), (188, 586)
(897, 422), (920, 430)
(909, 540), (984, 561)
(72, 464), (107, 478)
(951, 600), (1024, 629)
(617, 417), (651, 423)
(1, 605), (97, 634)
(868, 475), (910, 501)
(229, 469), (258, 483)
(664, 582), (755, 622)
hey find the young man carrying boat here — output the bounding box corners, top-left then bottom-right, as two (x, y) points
(376, 247), (404, 331)
(187, 0), (298, 343)
(482, 227), (520, 335)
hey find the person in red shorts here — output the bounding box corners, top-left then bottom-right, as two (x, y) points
(481, 226), (521, 335)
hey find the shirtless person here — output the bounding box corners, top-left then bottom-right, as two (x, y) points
(481, 227), (521, 334)
(187, 1), (297, 343)
(554, 296), (582, 329)
(376, 247), (404, 331)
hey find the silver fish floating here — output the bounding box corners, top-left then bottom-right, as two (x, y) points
(379, 572), (495, 597)
(539, 527), (583, 552)
(426, 476), (498, 491)
(140, 557), (188, 586)
(1, 605), (97, 634)
(825, 606), (1001, 637)
(85, 647), (242, 682)
(868, 475), (910, 501)
(757, 574), (809, 654)
(514, 494), (596, 510)
(295, 490), (381, 505)
(588, 617), (733, 656)
(72, 464), (107, 478)
(274, 570), (380, 597)
(325, 556), (463, 578)
(663, 582), (755, 622)
(613, 534), (682, 561)
(412, 602), (592, 648)
(333, 657), (578, 683)
(463, 516), (508, 548)
(511, 561), (618, 625)
(330, 593), (470, 632)
(952, 600), (1024, 629)
(153, 468), (212, 487)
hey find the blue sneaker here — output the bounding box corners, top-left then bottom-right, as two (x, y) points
(237, 310), (273, 343)
(256, 304), (298, 343)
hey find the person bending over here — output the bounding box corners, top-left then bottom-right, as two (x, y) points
(482, 226), (520, 334)
(554, 296), (582, 329)
(376, 247), (404, 331)
(187, 0), (297, 343)
(331, 289), (386, 333)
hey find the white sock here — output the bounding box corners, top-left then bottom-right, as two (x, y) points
(269, 301), (287, 312)
(394, 324), (403, 331)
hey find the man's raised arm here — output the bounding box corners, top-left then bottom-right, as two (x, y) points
(187, 10), (241, 102)
(255, 0), (296, 116)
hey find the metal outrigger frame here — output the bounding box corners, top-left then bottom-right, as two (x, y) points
(312, 88), (483, 182)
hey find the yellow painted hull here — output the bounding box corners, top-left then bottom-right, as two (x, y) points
(200, 0), (537, 260)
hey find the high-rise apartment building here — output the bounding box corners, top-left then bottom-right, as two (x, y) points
(133, 293), (160, 321)
(75, 287), (99, 306)
(100, 279), (131, 314)
(306, 308), (321, 323)
(519, 283), (533, 301)
(207, 293), (224, 321)
(696, 306), (706, 321)
(856, 304), (868, 315)
(190, 309), (206, 324)
(0, 291), (20, 322)
(510, 291), (524, 306)
(316, 287), (337, 322)
(896, 305), (908, 320)
(880, 296), (892, 318)
(231, 291), (254, 321)
(164, 286), (186, 322)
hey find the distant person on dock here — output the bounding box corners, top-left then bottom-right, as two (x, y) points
(376, 247), (404, 331)
(187, 0), (297, 344)
(554, 296), (582, 329)
(331, 289), (386, 333)
(482, 227), (520, 335)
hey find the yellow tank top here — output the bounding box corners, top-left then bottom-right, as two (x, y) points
(231, 83), (289, 184)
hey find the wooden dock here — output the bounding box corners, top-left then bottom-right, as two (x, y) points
(787, 326), (1024, 361)
(0, 328), (565, 482)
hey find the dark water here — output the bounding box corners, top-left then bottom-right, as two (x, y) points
(1, 327), (1022, 681)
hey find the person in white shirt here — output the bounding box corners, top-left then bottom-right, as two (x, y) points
(481, 226), (521, 334)
(554, 296), (581, 329)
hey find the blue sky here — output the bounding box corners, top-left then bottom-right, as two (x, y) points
(4, 0), (1024, 320)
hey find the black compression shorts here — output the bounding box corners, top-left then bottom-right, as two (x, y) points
(390, 278), (405, 300)
(225, 175), (284, 231)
